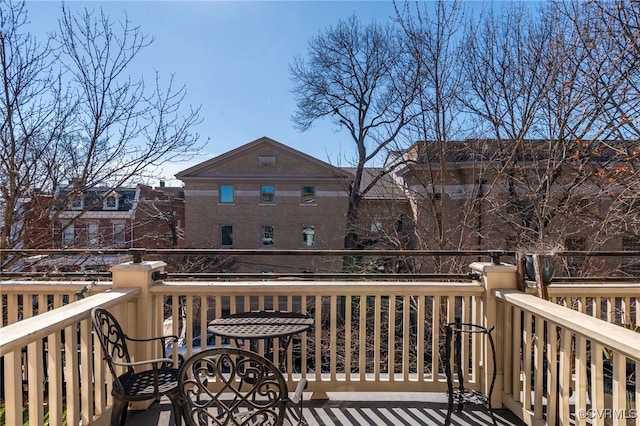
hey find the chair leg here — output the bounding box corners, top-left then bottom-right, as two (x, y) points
(111, 398), (129, 426)
(168, 392), (183, 426)
(286, 400), (306, 425)
(444, 326), (454, 426)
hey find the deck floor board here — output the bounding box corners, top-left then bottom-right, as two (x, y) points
(128, 394), (527, 425)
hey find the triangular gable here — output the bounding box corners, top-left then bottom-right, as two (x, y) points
(175, 136), (352, 180)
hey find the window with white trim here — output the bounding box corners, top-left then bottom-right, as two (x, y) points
(113, 223), (126, 245)
(262, 225), (274, 246)
(303, 225), (315, 247)
(71, 197), (83, 210)
(104, 194), (118, 210)
(87, 223), (99, 247)
(62, 223), (74, 246)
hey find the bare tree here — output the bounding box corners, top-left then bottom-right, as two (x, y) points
(564, 1), (640, 254)
(290, 14), (421, 250)
(140, 204), (182, 248)
(0, 1), (203, 268)
(394, 0), (482, 272)
(456, 1), (640, 275)
(458, 2), (563, 252)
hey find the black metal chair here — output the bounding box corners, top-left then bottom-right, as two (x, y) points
(91, 307), (182, 425)
(444, 320), (497, 426)
(178, 347), (307, 426)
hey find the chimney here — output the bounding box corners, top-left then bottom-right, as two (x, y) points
(159, 180), (165, 188)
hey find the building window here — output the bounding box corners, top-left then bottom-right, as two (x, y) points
(221, 225), (233, 247)
(261, 185), (275, 203)
(104, 194), (118, 210)
(113, 223), (126, 245)
(303, 225), (315, 247)
(262, 225), (274, 246)
(62, 223), (74, 246)
(70, 196), (83, 210)
(87, 223), (99, 247)
(220, 185), (234, 203)
(301, 186), (315, 204)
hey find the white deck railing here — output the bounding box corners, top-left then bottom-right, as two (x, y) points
(0, 288), (138, 426)
(152, 280), (486, 394)
(548, 283), (640, 326)
(497, 289), (640, 426)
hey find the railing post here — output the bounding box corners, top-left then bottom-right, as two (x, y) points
(470, 261), (518, 409)
(110, 259), (167, 410)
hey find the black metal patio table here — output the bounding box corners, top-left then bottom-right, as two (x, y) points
(208, 310), (314, 368)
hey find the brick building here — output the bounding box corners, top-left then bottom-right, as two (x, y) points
(23, 183), (186, 271)
(394, 139), (640, 275)
(52, 185), (138, 250)
(176, 137), (356, 272)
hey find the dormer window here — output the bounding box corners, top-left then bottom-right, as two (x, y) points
(104, 194), (119, 210)
(70, 197), (84, 210)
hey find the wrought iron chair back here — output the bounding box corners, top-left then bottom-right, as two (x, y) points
(91, 307), (182, 426)
(178, 347), (290, 426)
(92, 307), (135, 382)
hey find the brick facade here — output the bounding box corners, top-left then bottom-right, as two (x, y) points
(176, 137), (354, 272)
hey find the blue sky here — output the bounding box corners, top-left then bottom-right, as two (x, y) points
(25, 1), (403, 185)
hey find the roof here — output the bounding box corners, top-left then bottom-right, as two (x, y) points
(342, 167), (407, 200)
(404, 139), (627, 163)
(54, 186), (138, 212)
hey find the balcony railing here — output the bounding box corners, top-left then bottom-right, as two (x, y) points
(0, 288), (139, 425)
(1, 254), (640, 425)
(497, 289), (640, 426)
(153, 279), (487, 395)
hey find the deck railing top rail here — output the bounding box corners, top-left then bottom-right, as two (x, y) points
(0, 288), (139, 356)
(151, 279), (487, 296)
(494, 288), (640, 360)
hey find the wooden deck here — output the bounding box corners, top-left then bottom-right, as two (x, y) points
(128, 393), (527, 425)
